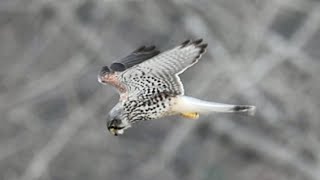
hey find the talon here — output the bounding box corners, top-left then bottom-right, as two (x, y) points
(180, 112), (199, 120)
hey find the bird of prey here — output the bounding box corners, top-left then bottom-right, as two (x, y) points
(98, 39), (256, 136)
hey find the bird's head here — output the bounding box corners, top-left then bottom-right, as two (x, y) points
(107, 103), (131, 136)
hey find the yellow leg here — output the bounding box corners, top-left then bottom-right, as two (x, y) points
(180, 112), (200, 120)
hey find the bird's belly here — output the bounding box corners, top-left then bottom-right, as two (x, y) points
(140, 95), (177, 120)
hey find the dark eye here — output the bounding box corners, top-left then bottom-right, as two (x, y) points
(100, 66), (110, 76)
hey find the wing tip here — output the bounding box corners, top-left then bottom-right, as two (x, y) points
(181, 40), (191, 47)
(198, 43), (207, 54)
(180, 38), (207, 45)
(180, 39), (208, 52)
(184, 39), (208, 63)
(193, 38), (203, 45)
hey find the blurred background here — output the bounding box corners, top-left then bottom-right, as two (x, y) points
(1, 0), (320, 180)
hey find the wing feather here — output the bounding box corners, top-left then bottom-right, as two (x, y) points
(118, 39), (208, 99)
(139, 39), (207, 75)
(110, 45), (160, 71)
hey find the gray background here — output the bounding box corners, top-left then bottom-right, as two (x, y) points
(1, 0), (320, 180)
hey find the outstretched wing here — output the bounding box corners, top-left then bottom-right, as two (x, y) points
(119, 39), (207, 99)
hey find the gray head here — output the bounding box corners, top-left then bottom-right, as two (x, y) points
(107, 103), (131, 136)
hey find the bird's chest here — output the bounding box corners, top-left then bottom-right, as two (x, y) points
(124, 94), (175, 121)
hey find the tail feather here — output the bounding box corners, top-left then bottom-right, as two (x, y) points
(172, 96), (256, 116)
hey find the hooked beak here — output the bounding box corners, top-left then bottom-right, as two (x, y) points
(108, 127), (125, 136)
(107, 119), (127, 136)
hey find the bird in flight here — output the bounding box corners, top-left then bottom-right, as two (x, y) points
(98, 39), (256, 136)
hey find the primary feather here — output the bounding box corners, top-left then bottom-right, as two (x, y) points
(110, 45), (160, 71)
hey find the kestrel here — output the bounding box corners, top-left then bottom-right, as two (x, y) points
(98, 39), (256, 136)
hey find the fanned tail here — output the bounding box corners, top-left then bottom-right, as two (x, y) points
(172, 96), (256, 116)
